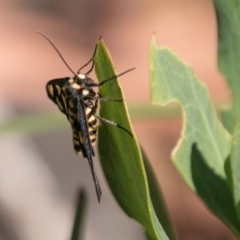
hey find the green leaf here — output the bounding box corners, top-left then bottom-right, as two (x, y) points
(214, 0), (240, 132)
(94, 38), (171, 240)
(191, 144), (240, 238)
(142, 149), (177, 240)
(149, 37), (231, 190)
(70, 189), (87, 240)
(230, 114), (240, 217)
(128, 103), (181, 120)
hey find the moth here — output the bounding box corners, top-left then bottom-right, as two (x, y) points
(38, 31), (133, 202)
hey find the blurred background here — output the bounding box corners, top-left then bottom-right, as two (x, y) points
(0, 0), (235, 239)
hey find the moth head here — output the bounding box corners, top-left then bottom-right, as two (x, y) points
(75, 73), (95, 86)
(77, 73), (87, 80)
(73, 73), (87, 84)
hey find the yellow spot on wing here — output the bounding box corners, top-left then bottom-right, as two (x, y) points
(61, 94), (67, 111)
(68, 79), (74, 84)
(55, 85), (61, 95)
(74, 150), (82, 156)
(47, 85), (54, 96)
(71, 83), (81, 90)
(69, 100), (74, 108)
(73, 139), (80, 145)
(56, 98), (63, 111)
(68, 117), (74, 124)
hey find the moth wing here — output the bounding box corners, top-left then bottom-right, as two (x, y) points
(46, 78), (69, 115)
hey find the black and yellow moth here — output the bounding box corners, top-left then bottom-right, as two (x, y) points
(38, 31), (133, 202)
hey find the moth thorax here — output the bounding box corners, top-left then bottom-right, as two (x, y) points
(63, 85), (76, 98)
(82, 89), (90, 96)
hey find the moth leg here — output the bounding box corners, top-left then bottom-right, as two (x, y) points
(87, 96), (123, 102)
(97, 93), (123, 102)
(77, 44), (98, 74)
(94, 115), (133, 137)
(96, 68), (135, 87)
(85, 93), (123, 102)
(86, 68), (135, 88)
(98, 97), (123, 102)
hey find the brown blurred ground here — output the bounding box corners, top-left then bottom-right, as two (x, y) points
(0, 0), (236, 240)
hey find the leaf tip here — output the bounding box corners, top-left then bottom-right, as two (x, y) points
(150, 35), (158, 50)
(97, 36), (104, 47)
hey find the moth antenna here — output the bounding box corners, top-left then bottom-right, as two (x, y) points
(97, 67), (135, 87)
(36, 30), (77, 77)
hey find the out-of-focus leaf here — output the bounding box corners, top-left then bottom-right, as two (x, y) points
(70, 189), (87, 240)
(191, 144), (240, 238)
(230, 114), (240, 217)
(214, 0), (240, 132)
(0, 105), (180, 136)
(149, 37), (231, 190)
(0, 112), (67, 135)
